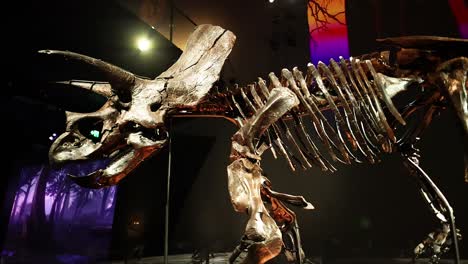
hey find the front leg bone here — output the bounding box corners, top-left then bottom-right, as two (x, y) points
(261, 181), (313, 264)
(228, 158), (282, 264)
(228, 87), (300, 264)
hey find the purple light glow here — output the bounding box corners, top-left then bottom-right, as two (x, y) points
(4, 159), (117, 263)
(309, 24), (349, 64)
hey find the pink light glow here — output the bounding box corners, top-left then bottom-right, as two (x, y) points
(449, 0), (468, 38)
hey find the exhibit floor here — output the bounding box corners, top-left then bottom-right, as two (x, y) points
(99, 253), (468, 264)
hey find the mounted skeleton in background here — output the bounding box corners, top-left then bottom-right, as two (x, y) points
(41, 25), (467, 264)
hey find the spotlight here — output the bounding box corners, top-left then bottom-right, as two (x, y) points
(269, 0), (275, 3)
(49, 132), (59, 141)
(136, 37), (152, 52)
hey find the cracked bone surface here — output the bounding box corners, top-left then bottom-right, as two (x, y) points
(225, 37), (467, 264)
(45, 24), (236, 188)
(42, 22), (467, 264)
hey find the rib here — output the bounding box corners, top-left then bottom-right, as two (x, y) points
(355, 59), (396, 144)
(241, 82), (302, 169)
(304, 66), (351, 163)
(266, 73), (312, 169)
(249, 84), (264, 108)
(290, 111), (331, 171)
(344, 57), (382, 132)
(240, 86), (257, 114)
(277, 119), (313, 169)
(277, 71), (340, 163)
(365, 60), (406, 125)
(230, 93), (247, 119)
(270, 127), (297, 171)
(329, 59), (377, 163)
(349, 58), (389, 150)
(317, 62), (359, 150)
(225, 54), (420, 170)
(257, 78), (271, 98)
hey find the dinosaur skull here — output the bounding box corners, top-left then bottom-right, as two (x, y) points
(49, 77), (170, 188)
(45, 25), (236, 188)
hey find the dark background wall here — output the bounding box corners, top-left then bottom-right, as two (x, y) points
(2, 0), (467, 261)
(154, 0), (468, 259)
(346, 0), (461, 55)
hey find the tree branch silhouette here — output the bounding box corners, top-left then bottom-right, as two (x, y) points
(308, 0), (346, 46)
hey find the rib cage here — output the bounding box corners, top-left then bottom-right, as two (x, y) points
(227, 56), (407, 172)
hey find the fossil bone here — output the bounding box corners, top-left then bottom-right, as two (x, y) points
(45, 25), (235, 187)
(41, 25), (467, 264)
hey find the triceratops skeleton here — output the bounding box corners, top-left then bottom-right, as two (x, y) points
(41, 25), (467, 264)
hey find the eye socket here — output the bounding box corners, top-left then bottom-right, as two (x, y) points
(150, 102), (162, 112)
(113, 88), (131, 103)
(77, 118), (104, 143)
(117, 92), (132, 103)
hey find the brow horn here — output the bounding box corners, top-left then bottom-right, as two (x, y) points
(38, 50), (135, 90)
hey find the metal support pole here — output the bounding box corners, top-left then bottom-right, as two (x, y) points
(169, 0), (174, 43)
(173, 6), (198, 26)
(164, 122), (172, 264)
